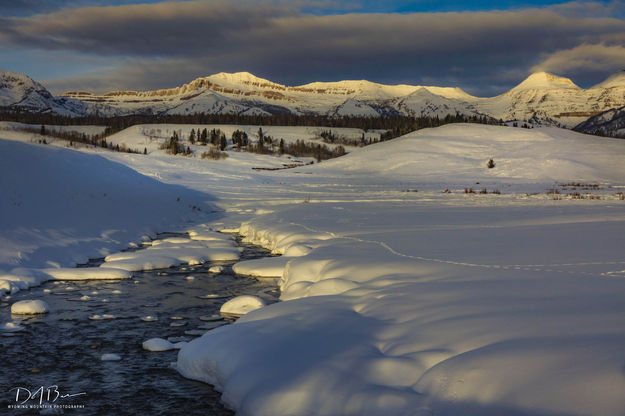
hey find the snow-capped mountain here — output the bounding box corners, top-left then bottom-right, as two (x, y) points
(4, 69), (625, 127)
(574, 104), (625, 137)
(476, 72), (625, 127)
(0, 70), (95, 116)
(60, 71), (485, 119)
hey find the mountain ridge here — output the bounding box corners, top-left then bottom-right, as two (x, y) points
(3, 69), (625, 128)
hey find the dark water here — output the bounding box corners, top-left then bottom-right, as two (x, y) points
(0, 235), (278, 415)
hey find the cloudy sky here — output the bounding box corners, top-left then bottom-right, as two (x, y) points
(1, 0), (625, 96)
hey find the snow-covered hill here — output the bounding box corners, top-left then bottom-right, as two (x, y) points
(4, 69), (625, 126)
(314, 123), (625, 184)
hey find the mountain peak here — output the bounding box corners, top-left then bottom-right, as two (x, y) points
(591, 70), (625, 89)
(206, 71), (283, 87)
(0, 70), (52, 106)
(510, 72), (579, 92)
(0, 70), (40, 90)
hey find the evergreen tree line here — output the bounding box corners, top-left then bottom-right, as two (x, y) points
(17, 125), (142, 154)
(0, 111), (501, 142)
(160, 130), (192, 155)
(188, 128), (228, 150)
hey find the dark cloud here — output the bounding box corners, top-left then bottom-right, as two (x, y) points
(2, 1), (624, 95)
(0, 0), (191, 16)
(532, 43), (625, 85)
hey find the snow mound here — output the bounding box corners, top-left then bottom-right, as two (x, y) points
(11, 299), (49, 315)
(102, 238), (239, 271)
(220, 295), (266, 317)
(44, 267), (131, 280)
(208, 265), (224, 273)
(233, 257), (290, 278)
(142, 338), (175, 352)
(0, 322), (26, 332)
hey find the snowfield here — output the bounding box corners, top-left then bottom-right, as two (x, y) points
(2, 123), (625, 416)
(0, 135), (209, 293)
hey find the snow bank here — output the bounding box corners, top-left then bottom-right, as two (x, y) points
(0, 137), (210, 294)
(232, 256), (290, 278)
(220, 295), (266, 317)
(180, 211), (625, 415)
(11, 299), (49, 315)
(180, 169), (625, 416)
(102, 238), (239, 271)
(43, 267), (131, 280)
(0, 267), (131, 295)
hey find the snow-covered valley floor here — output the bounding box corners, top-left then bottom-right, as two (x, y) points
(1, 123), (624, 416)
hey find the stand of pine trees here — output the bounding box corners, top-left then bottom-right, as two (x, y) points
(0, 111), (501, 143)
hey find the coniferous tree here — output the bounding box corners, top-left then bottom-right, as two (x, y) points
(258, 134), (264, 153)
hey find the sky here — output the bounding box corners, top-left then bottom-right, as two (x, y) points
(1, 0), (625, 96)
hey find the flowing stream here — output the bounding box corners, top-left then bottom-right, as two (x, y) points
(1, 234), (278, 415)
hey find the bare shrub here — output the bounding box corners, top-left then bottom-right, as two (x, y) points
(201, 147), (228, 160)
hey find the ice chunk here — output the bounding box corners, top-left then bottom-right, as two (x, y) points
(142, 338), (175, 352)
(0, 322), (25, 332)
(197, 293), (229, 299)
(220, 295), (266, 317)
(141, 315), (158, 322)
(100, 353), (121, 361)
(89, 314), (116, 320)
(199, 314), (223, 322)
(208, 266), (224, 274)
(11, 300), (49, 315)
